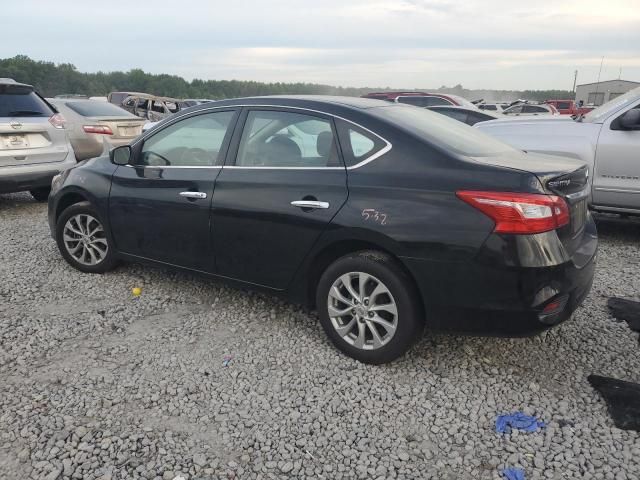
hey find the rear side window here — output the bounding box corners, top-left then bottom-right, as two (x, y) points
(336, 119), (387, 167)
(65, 101), (136, 117)
(0, 85), (53, 117)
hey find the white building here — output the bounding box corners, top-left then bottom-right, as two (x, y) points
(575, 79), (640, 106)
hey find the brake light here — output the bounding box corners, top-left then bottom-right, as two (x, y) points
(456, 191), (570, 234)
(49, 113), (65, 129)
(83, 125), (113, 135)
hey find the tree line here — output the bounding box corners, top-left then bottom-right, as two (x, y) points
(0, 55), (573, 102)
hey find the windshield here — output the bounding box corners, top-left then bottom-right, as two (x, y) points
(64, 101), (137, 117)
(373, 104), (517, 157)
(583, 87), (640, 123)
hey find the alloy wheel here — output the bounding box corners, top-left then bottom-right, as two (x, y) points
(327, 271), (398, 350)
(63, 214), (108, 266)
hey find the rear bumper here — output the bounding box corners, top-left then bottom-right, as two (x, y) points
(0, 152), (76, 194)
(402, 215), (598, 336)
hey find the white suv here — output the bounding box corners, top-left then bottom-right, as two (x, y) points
(0, 78), (76, 201)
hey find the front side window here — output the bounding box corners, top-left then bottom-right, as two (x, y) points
(557, 102), (571, 110)
(504, 105), (522, 114)
(139, 111), (235, 167)
(236, 110), (340, 167)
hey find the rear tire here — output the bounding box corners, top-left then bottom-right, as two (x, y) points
(316, 250), (423, 364)
(30, 187), (51, 202)
(55, 201), (118, 274)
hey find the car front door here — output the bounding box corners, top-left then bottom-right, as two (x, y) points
(211, 107), (348, 289)
(592, 102), (640, 210)
(109, 109), (238, 271)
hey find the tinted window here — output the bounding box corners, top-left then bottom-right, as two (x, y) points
(398, 96), (451, 107)
(335, 120), (387, 167)
(236, 110), (340, 167)
(65, 101), (136, 118)
(523, 105), (546, 113)
(435, 109), (469, 123)
(557, 102), (571, 110)
(372, 104), (517, 157)
(140, 111), (235, 167)
(504, 105), (522, 114)
(480, 105), (497, 111)
(0, 85), (53, 117)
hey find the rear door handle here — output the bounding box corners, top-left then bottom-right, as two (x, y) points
(179, 191), (207, 199)
(291, 200), (330, 209)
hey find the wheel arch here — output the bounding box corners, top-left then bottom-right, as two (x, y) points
(300, 238), (426, 320)
(55, 189), (91, 223)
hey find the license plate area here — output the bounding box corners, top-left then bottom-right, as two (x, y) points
(118, 126), (138, 137)
(2, 134), (29, 148)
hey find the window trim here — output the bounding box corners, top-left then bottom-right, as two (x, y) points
(395, 95), (454, 107)
(227, 107), (345, 170)
(132, 108), (239, 169)
(132, 104), (392, 171)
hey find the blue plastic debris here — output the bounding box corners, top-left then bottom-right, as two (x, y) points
(495, 412), (545, 433)
(502, 467), (525, 480)
(222, 355), (233, 367)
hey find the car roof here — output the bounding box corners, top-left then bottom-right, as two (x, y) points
(0, 78), (33, 89)
(185, 95), (396, 112)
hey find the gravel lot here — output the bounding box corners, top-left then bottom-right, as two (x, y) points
(1, 192), (639, 480)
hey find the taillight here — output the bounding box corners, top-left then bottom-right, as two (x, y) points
(456, 191), (570, 234)
(49, 113), (65, 129)
(83, 125), (114, 135)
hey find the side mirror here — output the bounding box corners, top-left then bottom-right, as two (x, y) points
(110, 145), (132, 165)
(618, 109), (640, 130)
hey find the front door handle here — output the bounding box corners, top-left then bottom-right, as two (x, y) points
(291, 200), (330, 209)
(179, 191), (207, 199)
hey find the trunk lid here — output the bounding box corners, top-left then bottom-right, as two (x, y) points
(0, 116), (68, 167)
(87, 116), (145, 140)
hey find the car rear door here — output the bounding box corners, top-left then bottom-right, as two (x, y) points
(211, 107), (348, 289)
(108, 109), (238, 271)
(592, 103), (640, 210)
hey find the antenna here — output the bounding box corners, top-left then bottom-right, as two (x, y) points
(594, 56), (604, 104)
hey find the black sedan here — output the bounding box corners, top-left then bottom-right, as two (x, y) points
(48, 96), (597, 364)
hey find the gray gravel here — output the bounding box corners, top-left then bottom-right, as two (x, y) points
(1, 192), (639, 480)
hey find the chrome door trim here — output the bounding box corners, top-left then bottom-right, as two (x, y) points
(132, 104), (393, 171)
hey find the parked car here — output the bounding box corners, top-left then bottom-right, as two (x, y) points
(502, 103), (559, 116)
(478, 103), (510, 113)
(121, 94), (181, 122)
(107, 91), (146, 106)
(476, 87), (640, 215)
(425, 105), (499, 125)
(361, 91), (477, 109)
(545, 99), (594, 116)
(48, 96), (596, 363)
(0, 78), (76, 201)
(49, 99), (146, 161)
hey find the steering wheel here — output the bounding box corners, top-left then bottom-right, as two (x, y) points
(179, 148), (211, 165)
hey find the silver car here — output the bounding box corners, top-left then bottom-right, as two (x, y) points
(49, 99), (145, 161)
(0, 79), (76, 201)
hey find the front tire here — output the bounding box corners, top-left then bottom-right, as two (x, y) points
(55, 201), (118, 273)
(316, 250), (423, 364)
(30, 187), (51, 202)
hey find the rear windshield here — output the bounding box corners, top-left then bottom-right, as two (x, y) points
(65, 101), (136, 118)
(0, 85), (53, 117)
(373, 104), (517, 157)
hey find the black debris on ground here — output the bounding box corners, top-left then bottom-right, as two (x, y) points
(588, 374), (640, 431)
(607, 297), (640, 332)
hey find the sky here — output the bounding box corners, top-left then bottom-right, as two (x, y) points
(2, 0), (640, 90)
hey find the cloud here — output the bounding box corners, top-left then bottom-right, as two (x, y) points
(1, 0), (638, 89)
